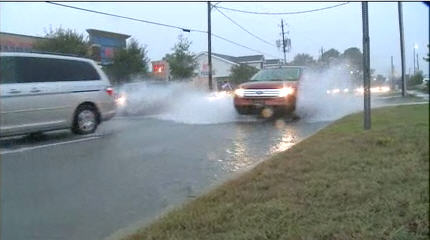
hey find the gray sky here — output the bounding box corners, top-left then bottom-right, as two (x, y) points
(1, 2), (428, 76)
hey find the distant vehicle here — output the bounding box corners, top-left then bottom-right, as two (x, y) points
(233, 66), (304, 115)
(423, 77), (429, 85)
(0, 52), (116, 137)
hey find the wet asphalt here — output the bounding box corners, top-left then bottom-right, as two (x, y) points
(0, 114), (329, 240)
(1, 91), (428, 240)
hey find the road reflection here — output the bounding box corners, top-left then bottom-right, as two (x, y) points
(223, 125), (252, 171)
(269, 130), (297, 154)
(219, 119), (300, 172)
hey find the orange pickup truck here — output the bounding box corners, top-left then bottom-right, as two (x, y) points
(234, 66), (304, 115)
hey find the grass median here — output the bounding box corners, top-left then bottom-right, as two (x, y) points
(126, 104), (429, 240)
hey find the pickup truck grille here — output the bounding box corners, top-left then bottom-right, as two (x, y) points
(243, 89), (281, 98)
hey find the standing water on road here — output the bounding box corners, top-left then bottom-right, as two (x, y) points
(117, 81), (256, 124)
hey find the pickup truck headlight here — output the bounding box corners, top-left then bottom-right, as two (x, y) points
(234, 88), (245, 97)
(278, 87), (294, 97)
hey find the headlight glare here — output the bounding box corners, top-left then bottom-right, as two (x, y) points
(279, 87), (294, 97)
(234, 88), (245, 97)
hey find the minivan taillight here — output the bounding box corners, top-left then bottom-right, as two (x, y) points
(106, 87), (114, 96)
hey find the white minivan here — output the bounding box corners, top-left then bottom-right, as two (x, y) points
(0, 52), (116, 137)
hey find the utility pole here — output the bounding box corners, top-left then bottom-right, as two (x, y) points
(281, 19), (287, 64)
(391, 56), (395, 89)
(362, 2), (371, 130)
(278, 19), (291, 64)
(207, 1), (213, 91)
(416, 53), (420, 71)
(398, 2), (406, 97)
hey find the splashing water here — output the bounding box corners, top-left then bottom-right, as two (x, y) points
(117, 81), (250, 124)
(296, 65), (362, 122)
(118, 66), (365, 125)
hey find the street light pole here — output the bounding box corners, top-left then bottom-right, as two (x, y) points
(207, 1), (213, 91)
(391, 56), (395, 89)
(415, 44), (420, 72)
(362, 2), (371, 130)
(413, 45), (416, 74)
(417, 53), (420, 71)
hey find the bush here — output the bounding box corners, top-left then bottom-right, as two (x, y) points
(407, 71), (424, 87)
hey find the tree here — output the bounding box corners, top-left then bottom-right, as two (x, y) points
(342, 47), (363, 70)
(319, 48), (340, 66)
(164, 35), (197, 80)
(374, 74), (386, 85)
(290, 53), (315, 66)
(407, 71), (424, 87)
(33, 27), (89, 57)
(105, 39), (149, 84)
(229, 64), (259, 85)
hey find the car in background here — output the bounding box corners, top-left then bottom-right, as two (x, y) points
(233, 66), (304, 115)
(0, 52), (116, 137)
(353, 86), (391, 95)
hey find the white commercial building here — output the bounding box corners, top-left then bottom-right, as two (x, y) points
(193, 52), (281, 90)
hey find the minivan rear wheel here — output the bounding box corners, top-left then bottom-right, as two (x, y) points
(72, 105), (99, 135)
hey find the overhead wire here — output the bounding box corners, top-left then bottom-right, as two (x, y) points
(212, 6), (277, 48)
(46, 1), (193, 32)
(216, 2), (350, 15)
(47, 1), (280, 58)
(194, 30), (280, 59)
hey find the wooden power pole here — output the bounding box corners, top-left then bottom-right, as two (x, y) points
(362, 2), (371, 130)
(207, 2), (213, 91)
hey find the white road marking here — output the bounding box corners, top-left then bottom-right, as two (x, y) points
(0, 136), (101, 155)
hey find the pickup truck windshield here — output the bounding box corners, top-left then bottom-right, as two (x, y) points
(250, 67), (302, 81)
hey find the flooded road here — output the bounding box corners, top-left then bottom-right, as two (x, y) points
(1, 115), (329, 240)
(3, 80), (423, 240)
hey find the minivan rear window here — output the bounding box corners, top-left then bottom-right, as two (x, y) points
(0, 56), (101, 83)
(0, 56), (18, 84)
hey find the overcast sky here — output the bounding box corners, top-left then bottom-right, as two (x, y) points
(1, 2), (428, 76)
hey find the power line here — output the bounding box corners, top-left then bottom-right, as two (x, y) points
(213, 6), (277, 48)
(46, 1), (278, 58)
(214, 33), (279, 59)
(216, 2), (350, 15)
(192, 29), (279, 59)
(46, 1), (194, 32)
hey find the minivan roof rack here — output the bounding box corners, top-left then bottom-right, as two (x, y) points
(264, 65), (306, 69)
(28, 50), (84, 57)
(0, 49), (85, 58)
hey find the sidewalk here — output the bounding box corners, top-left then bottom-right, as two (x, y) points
(408, 89), (429, 101)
